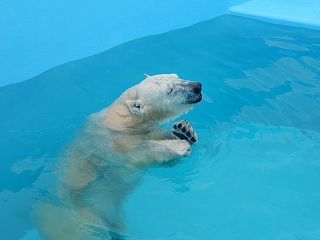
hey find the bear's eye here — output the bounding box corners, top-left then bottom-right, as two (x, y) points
(167, 87), (173, 94)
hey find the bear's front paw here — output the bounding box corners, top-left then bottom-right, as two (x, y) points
(172, 119), (198, 144)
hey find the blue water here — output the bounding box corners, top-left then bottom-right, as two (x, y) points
(1, 14), (320, 239)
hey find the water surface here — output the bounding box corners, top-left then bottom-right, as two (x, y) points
(0, 14), (320, 239)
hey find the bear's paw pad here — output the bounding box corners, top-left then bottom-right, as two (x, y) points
(172, 120), (198, 144)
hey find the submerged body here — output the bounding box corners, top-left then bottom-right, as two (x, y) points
(32, 74), (202, 239)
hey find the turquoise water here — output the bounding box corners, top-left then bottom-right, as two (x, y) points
(1, 14), (320, 239)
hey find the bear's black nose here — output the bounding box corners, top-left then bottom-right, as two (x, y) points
(189, 82), (202, 94)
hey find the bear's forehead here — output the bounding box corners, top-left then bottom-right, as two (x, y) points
(145, 75), (180, 85)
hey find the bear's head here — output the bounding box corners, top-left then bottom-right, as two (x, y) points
(104, 74), (202, 130)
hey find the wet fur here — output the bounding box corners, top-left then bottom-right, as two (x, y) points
(32, 74), (202, 239)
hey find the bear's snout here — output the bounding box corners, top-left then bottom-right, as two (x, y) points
(189, 82), (202, 94)
(185, 81), (202, 104)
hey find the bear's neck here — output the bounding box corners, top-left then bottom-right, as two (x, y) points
(101, 104), (155, 133)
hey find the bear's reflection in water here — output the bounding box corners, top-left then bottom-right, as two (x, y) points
(32, 74), (202, 239)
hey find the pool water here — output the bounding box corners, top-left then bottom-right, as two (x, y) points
(1, 14), (320, 239)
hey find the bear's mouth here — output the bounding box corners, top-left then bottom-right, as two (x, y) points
(191, 94), (202, 104)
(185, 93), (202, 104)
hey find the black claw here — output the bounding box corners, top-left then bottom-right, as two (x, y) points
(181, 127), (186, 133)
(186, 131), (191, 137)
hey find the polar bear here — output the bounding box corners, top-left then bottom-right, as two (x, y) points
(32, 74), (202, 240)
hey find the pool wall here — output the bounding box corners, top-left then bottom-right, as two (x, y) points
(1, 0), (319, 87)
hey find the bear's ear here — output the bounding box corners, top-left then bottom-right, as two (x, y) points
(126, 100), (145, 116)
(144, 74), (150, 78)
(116, 104), (130, 117)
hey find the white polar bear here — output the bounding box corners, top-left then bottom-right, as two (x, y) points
(32, 74), (202, 240)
